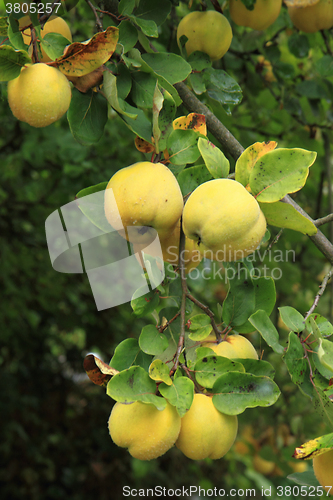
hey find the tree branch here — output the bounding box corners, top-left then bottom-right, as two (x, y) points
(304, 268), (333, 320)
(174, 81), (333, 265)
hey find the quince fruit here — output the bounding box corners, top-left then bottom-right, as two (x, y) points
(133, 220), (202, 274)
(202, 333), (259, 359)
(287, 0), (333, 33)
(229, 0), (282, 30)
(313, 449), (333, 495)
(182, 179), (266, 262)
(104, 162), (184, 244)
(108, 400), (181, 460)
(19, 15), (72, 62)
(177, 10), (232, 60)
(176, 393), (238, 460)
(8, 63), (71, 128)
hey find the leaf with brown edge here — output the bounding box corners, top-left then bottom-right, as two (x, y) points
(134, 135), (155, 153)
(67, 66), (105, 93)
(50, 27), (119, 77)
(235, 141), (278, 189)
(83, 354), (119, 387)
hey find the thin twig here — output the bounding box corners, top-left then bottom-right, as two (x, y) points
(304, 268), (333, 320)
(158, 311), (181, 333)
(86, 0), (104, 31)
(315, 213), (333, 227)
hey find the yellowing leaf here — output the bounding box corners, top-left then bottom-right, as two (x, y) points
(235, 141), (278, 188)
(51, 26), (119, 77)
(83, 354), (119, 387)
(173, 113), (207, 136)
(293, 433), (333, 460)
(135, 135), (155, 153)
(67, 66), (105, 93)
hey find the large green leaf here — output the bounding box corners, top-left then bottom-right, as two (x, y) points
(76, 181), (110, 232)
(249, 310), (284, 354)
(279, 306), (305, 333)
(0, 45), (31, 81)
(237, 277), (276, 334)
(197, 137), (230, 179)
(106, 365), (166, 409)
(177, 164), (213, 196)
(152, 85), (176, 153)
(139, 324), (169, 355)
(110, 338), (152, 372)
(202, 68), (242, 115)
(222, 263), (255, 327)
(212, 372), (281, 415)
(260, 201), (317, 235)
(194, 355), (245, 389)
(67, 89), (108, 146)
(249, 148), (317, 202)
(283, 332), (308, 386)
(167, 129), (201, 166)
(159, 376), (194, 417)
(142, 52), (192, 85)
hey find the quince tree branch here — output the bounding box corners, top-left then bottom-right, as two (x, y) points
(174, 81), (333, 265)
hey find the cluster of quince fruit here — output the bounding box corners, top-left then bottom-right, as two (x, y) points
(104, 160), (266, 269)
(177, 0), (333, 63)
(7, 15), (72, 127)
(108, 333), (258, 461)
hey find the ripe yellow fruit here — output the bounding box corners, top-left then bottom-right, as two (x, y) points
(313, 449), (333, 495)
(176, 393), (238, 460)
(108, 400), (181, 460)
(19, 15), (72, 62)
(7, 63), (71, 128)
(177, 10), (232, 60)
(104, 162), (184, 244)
(229, 0), (282, 30)
(287, 0), (333, 33)
(202, 333), (259, 359)
(182, 179), (266, 262)
(133, 220), (202, 274)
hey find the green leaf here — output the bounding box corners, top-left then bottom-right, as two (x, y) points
(149, 359), (172, 385)
(259, 201), (317, 235)
(238, 359), (275, 379)
(296, 80), (328, 99)
(76, 182), (110, 233)
(317, 339), (333, 374)
(0, 45), (31, 81)
(222, 264), (255, 327)
(249, 148), (317, 203)
(279, 306), (305, 333)
(284, 332), (308, 385)
(104, 71), (137, 118)
(187, 51), (212, 72)
(194, 355), (245, 389)
(249, 310), (284, 354)
(235, 141), (278, 188)
(197, 137), (230, 179)
(188, 325), (213, 341)
(316, 55), (333, 78)
(118, 0), (136, 15)
(110, 338), (152, 372)
(237, 277), (276, 334)
(177, 164), (213, 196)
(142, 52), (192, 85)
(167, 129), (201, 166)
(41, 33), (71, 61)
(152, 85), (176, 153)
(0, 17), (8, 37)
(129, 15), (158, 37)
(67, 89), (108, 146)
(133, 0), (172, 26)
(118, 20), (138, 53)
(305, 314), (333, 338)
(139, 324), (168, 355)
(8, 16), (26, 51)
(202, 68), (242, 115)
(131, 72), (156, 108)
(212, 372), (281, 415)
(189, 314), (211, 330)
(131, 287), (160, 317)
(106, 366), (166, 409)
(159, 376), (194, 417)
(288, 33), (310, 59)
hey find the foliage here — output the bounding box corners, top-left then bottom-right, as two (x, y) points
(1, 0), (333, 498)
